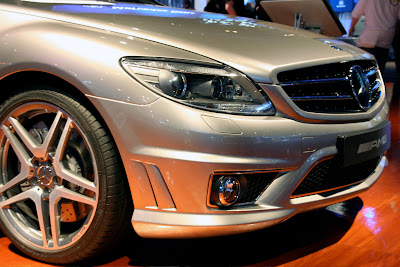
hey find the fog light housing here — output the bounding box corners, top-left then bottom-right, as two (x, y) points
(209, 172), (279, 208)
(211, 176), (247, 207)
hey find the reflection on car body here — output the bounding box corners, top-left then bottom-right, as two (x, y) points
(0, 0), (390, 264)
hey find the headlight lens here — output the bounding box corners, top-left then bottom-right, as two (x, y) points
(121, 58), (275, 115)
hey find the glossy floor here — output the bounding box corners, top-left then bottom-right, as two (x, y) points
(1, 83), (399, 267)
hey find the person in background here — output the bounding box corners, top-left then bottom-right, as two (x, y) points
(225, 0), (256, 17)
(393, 22), (400, 72)
(183, 0), (193, 9)
(225, 0), (246, 16)
(349, 0), (400, 73)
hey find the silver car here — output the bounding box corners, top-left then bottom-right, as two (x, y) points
(0, 0), (390, 264)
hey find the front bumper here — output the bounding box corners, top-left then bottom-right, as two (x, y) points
(130, 156), (386, 238)
(88, 87), (389, 238)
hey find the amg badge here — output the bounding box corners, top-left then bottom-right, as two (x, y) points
(357, 135), (388, 154)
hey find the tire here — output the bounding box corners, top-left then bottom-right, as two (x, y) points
(0, 88), (132, 264)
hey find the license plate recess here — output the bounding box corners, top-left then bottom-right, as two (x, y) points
(337, 122), (391, 167)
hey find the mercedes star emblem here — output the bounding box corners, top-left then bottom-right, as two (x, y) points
(350, 65), (372, 110)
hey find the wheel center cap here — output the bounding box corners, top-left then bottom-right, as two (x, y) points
(36, 164), (54, 187)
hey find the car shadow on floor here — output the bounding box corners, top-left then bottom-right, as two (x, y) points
(0, 197), (364, 266)
(88, 197), (364, 266)
(2, 197), (363, 266)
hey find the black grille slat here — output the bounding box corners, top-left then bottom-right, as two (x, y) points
(295, 99), (361, 113)
(278, 60), (376, 83)
(278, 60), (380, 113)
(239, 173), (277, 204)
(283, 81), (351, 98)
(292, 156), (380, 197)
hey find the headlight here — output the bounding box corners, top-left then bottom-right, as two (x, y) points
(121, 58), (275, 115)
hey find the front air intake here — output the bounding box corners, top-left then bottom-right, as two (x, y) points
(292, 156), (381, 198)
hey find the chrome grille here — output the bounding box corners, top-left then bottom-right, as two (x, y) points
(277, 60), (381, 113)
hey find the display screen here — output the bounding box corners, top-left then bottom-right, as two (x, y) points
(329, 0), (354, 12)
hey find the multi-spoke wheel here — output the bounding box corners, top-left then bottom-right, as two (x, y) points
(0, 88), (132, 264)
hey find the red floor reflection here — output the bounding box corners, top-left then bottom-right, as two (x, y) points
(1, 83), (399, 267)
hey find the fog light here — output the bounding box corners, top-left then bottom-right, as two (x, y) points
(211, 176), (246, 207)
(220, 177), (240, 206)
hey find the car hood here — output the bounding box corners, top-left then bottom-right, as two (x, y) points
(2, 1), (370, 82)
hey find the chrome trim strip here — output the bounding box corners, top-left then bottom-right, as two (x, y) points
(291, 95), (353, 101)
(280, 77), (347, 86)
(371, 80), (381, 94)
(365, 69), (377, 77)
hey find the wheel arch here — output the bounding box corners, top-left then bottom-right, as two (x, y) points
(0, 71), (89, 108)
(0, 70), (133, 206)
